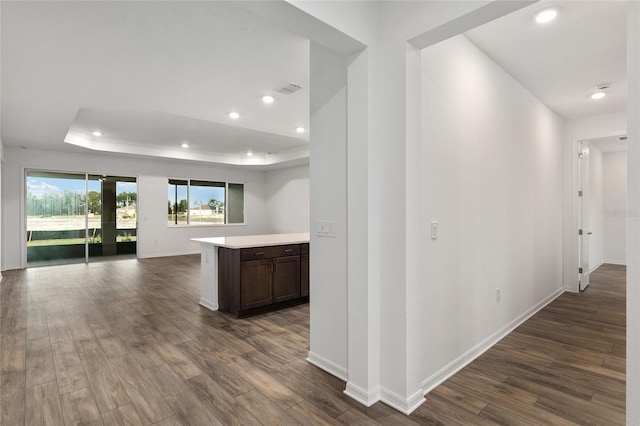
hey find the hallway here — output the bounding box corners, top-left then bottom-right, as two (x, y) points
(417, 264), (626, 424)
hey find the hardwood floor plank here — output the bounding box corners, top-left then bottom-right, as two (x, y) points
(25, 381), (64, 426)
(60, 387), (103, 426)
(420, 392), (496, 426)
(176, 340), (254, 397)
(79, 348), (130, 412)
(148, 416), (182, 426)
(51, 340), (90, 395)
(109, 354), (174, 425)
(68, 317), (101, 353)
(591, 391), (626, 412)
(27, 305), (49, 341)
(0, 370), (26, 425)
(335, 409), (383, 425)
(236, 389), (301, 426)
(144, 363), (225, 426)
(536, 394), (625, 425)
(186, 373), (261, 426)
(90, 321), (130, 359)
(241, 349), (351, 418)
(142, 334), (202, 380)
(225, 354), (303, 410)
(1, 330), (26, 372)
(287, 400), (339, 426)
(144, 314), (190, 346)
(25, 336), (56, 388)
(430, 384), (488, 415)
(46, 312), (73, 344)
(115, 326), (165, 370)
(101, 404), (144, 426)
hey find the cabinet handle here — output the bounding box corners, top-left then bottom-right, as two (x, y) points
(254, 252), (264, 256)
(284, 249), (293, 253)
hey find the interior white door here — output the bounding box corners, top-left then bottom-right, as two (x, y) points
(578, 141), (590, 291)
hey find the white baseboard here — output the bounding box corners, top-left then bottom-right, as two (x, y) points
(590, 261), (604, 273)
(2, 264), (22, 271)
(380, 387), (425, 415)
(344, 382), (380, 407)
(421, 287), (564, 395)
(138, 250), (200, 259)
(198, 298), (219, 312)
(306, 351), (348, 382)
(603, 261), (627, 266)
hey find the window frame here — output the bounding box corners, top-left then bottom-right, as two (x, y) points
(167, 178), (245, 227)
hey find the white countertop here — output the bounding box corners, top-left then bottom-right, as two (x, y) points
(192, 232), (309, 249)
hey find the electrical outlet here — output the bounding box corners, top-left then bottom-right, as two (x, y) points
(496, 288), (501, 302)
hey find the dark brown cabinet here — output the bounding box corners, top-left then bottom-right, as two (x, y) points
(218, 243), (308, 318)
(240, 259), (273, 310)
(300, 243), (309, 297)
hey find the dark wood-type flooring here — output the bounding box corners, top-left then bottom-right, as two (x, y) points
(0, 257), (625, 425)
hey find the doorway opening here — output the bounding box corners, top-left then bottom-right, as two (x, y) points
(577, 135), (627, 291)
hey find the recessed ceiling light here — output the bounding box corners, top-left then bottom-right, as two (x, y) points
(92, 131), (102, 137)
(296, 127), (305, 134)
(591, 92), (606, 100)
(181, 142), (189, 148)
(247, 151), (253, 157)
(534, 7), (561, 24)
(262, 95), (275, 104)
(228, 112), (240, 119)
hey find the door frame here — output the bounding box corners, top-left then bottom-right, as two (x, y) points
(21, 166), (139, 268)
(568, 130), (626, 292)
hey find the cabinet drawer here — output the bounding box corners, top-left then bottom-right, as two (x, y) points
(301, 243), (309, 255)
(240, 244), (300, 261)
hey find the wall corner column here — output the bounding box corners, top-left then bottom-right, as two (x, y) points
(627, 1), (640, 423)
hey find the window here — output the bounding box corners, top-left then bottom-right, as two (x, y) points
(168, 179), (244, 225)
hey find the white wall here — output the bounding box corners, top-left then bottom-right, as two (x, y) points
(264, 164), (309, 233)
(307, 41), (349, 379)
(627, 2), (640, 420)
(603, 151), (627, 264)
(1, 146), (269, 270)
(588, 143), (604, 271)
(420, 35), (564, 386)
(0, 140), (3, 278)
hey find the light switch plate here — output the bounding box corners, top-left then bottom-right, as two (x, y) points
(430, 221), (438, 239)
(317, 220), (335, 238)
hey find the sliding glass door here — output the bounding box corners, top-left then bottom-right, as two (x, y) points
(26, 170), (137, 267)
(26, 171), (87, 266)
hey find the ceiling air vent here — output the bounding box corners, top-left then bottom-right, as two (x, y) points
(276, 83), (302, 95)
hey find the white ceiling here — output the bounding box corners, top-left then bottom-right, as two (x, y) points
(465, 0), (627, 121)
(1, 1), (309, 167)
(1, 1), (628, 167)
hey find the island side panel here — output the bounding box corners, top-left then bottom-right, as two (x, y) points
(198, 244), (219, 311)
(218, 247), (241, 316)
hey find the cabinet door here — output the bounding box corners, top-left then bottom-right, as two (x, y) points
(273, 256), (301, 303)
(240, 259), (273, 310)
(300, 254), (309, 297)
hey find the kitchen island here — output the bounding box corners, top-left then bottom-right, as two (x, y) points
(192, 233), (309, 317)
